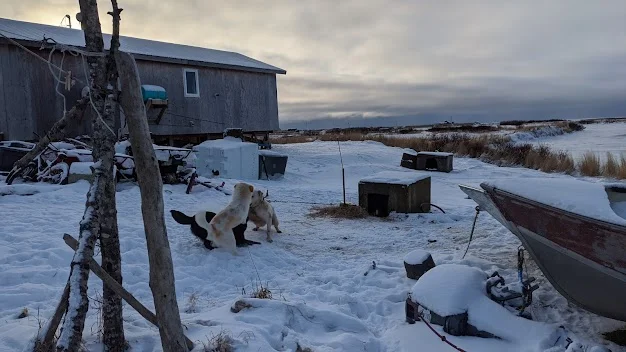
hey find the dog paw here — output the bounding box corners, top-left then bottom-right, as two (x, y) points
(277, 230), (283, 234)
(266, 238), (273, 243)
(253, 228), (259, 231)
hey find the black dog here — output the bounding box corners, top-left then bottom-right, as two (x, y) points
(170, 210), (261, 250)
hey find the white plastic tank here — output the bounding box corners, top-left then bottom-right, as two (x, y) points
(193, 137), (259, 180)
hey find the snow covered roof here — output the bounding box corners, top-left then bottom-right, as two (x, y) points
(0, 17), (286, 75)
(417, 151), (453, 157)
(360, 171), (430, 185)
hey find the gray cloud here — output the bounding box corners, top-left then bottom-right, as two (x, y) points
(3, 1), (626, 127)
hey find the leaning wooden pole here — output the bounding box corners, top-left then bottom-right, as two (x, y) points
(115, 50), (191, 351)
(6, 97), (89, 185)
(63, 234), (195, 349)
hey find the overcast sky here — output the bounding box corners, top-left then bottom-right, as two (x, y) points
(3, 1), (626, 127)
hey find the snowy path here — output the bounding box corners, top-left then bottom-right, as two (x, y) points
(0, 141), (622, 351)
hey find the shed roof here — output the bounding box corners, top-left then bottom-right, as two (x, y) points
(0, 17), (286, 75)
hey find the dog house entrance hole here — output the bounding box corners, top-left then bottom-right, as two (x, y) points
(424, 157), (438, 170)
(368, 193), (390, 217)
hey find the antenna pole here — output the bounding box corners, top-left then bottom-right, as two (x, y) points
(338, 141), (346, 205)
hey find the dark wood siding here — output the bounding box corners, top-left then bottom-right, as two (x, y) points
(0, 43), (280, 141)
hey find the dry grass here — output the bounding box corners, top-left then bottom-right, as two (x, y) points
(89, 292), (104, 341)
(185, 291), (199, 313)
(578, 152), (602, 177)
(202, 330), (234, 352)
(618, 155), (626, 179)
(250, 286), (273, 299)
(309, 203), (369, 219)
(602, 153), (626, 179)
(272, 124), (626, 179)
(604, 153), (619, 177)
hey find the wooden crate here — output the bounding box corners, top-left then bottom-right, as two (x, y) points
(358, 171), (431, 216)
(400, 152), (418, 169)
(415, 152), (453, 173)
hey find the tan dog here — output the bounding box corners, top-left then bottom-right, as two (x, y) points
(207, 182), (254, 254)
(248, 189), (282, 242)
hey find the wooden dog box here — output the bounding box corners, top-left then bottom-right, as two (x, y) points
(400, 152), (418, 169)
(358, 171), (431, 216)
(415, 152), (453, 173)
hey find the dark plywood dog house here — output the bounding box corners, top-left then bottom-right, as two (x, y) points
(401, 151), (454, 173)
(358, 171), (431, 217)
(0, 17), (286, 145)
(415, 152), (453, 172)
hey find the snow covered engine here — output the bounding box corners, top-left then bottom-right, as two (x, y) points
(405, 264), (540, 340)
(406, 271), (539, 337)
(405, 297), (496, 338)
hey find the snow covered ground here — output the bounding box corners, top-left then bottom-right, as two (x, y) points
(0, 140), (623, 351)
(528, 122), (626, 162)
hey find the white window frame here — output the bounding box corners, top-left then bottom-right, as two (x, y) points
(183, 68), (200, 98)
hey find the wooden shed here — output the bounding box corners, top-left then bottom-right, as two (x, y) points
(0, 17), (286, 145)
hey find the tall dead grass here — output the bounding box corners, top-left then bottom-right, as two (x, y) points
(600, 153), (626, 179)
(271, 127), (623, 179)
(578, 152), (601, 177)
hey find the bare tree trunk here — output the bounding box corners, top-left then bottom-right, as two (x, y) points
(56, 0), (121, 350)
(116, 51), (191, 351)
(6, 98), (89, 185)
(100, 2), (125, 350)
(56, 170), (102, 352)
(100, 179), (125, 352)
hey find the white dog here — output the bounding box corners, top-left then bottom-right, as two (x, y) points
(207, 182), (255, 254)
(248, 190), (282, 242)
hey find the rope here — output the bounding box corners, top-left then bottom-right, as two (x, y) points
(48, 47), (68, 115)
(0, 29), (116, 138)
(267, 199), (335, 206)
(417, 310), (467, 352)
(80, 53), (116, 138)
(0, 30), (74, 81)
(461, 206), (480, 259)
(421, 203), (446, 214)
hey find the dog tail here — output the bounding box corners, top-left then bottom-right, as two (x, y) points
(170, 210), (194, 225)
(172, 210), (215, 249)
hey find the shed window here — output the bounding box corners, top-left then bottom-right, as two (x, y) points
(183, 69), (199, 97)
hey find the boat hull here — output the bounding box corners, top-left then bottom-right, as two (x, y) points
(460, 184), (626, 322)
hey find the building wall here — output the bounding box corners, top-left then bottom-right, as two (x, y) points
(136, 60), (279, 136)
(0, 42), (280, 141)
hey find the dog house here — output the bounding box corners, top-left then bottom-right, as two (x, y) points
(258, 150), (288, 179)
(415, 152), (453, 173)
(358, 171), (431, 217)
(400, 152), (418, 169)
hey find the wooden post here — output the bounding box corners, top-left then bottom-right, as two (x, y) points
(99, 2), (126, 350)
(63, 234), (194, 349)
(57, 0), (121, 350)
(342, 168), (346, 204)
(115, 51), (190, 351)
(338, 141), (346, 204)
